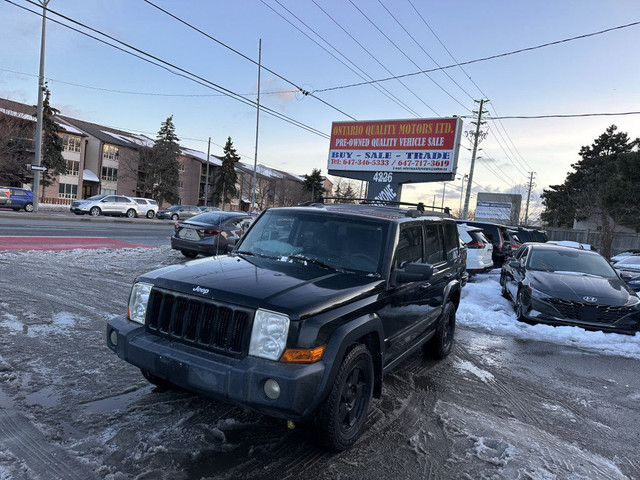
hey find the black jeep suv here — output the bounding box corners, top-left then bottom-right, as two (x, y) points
(106, 203), (465, 450)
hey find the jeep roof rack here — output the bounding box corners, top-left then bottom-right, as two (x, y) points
(310, 196), (452, 217)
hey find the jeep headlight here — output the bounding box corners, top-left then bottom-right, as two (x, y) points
(249, 309), (290, 361)
(128, 282), (153, 324)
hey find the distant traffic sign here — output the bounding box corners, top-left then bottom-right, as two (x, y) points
(29, 164), (48, 172)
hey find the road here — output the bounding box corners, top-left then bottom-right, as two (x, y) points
(0, 216), (638, 479)
(0, 210), (175, 248)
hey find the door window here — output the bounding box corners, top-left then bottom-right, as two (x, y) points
(395, 225), (423, 267)
(424, 224), (445, 264)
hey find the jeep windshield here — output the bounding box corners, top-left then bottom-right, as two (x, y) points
(235, 209), (389, 276)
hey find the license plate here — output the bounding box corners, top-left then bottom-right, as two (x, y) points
(180, 229), (199, 240)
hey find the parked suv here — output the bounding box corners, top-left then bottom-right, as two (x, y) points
(456, 220), (513, 266)
(70, 194), (139, 217)
(0, 187), (34, 212)
(133, 197), (158, 219)
(107, 203), (465, 451)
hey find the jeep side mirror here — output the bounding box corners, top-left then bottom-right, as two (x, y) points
(394, 262), (433, 284)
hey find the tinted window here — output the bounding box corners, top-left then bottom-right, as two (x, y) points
(135, 199), (146, 204)
(527, 249), (616, 278)
(443, 222), (459, 261)
(517, 229), (532, 242)
(424, 224), (444, 264)
(115, 196), (130, 203)
(396, 225), (424, 267)
(103, 196), (116, 202)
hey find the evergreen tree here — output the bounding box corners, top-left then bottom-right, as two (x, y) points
(302, 168), (325, 201)
(38, 85), (65, 193)
(343, 182), (356, 202)
(145, 116), (181, 205)
(213, 137), (240, 208)
(541, 125), (640, 258)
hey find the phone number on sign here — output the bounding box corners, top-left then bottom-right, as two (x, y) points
(330, 158), (450, 168)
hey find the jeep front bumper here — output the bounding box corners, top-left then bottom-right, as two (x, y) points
(106, 315), (325, 420)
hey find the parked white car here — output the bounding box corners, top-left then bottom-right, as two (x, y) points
(457, 223), (494, 274)
(133, 197), (158, 219)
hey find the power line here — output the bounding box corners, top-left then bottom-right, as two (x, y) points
(476, 111), (640, 119)
(141, 0), (357, 121)
(0, 67), (298, 97)
(347, 0), (455, 113)
(314, 19), (640, 93)
(261, 0), (421, 117)
(373, 0), (473, 111)
(8, 0), (331, 139)
(309, 0), (439, 116)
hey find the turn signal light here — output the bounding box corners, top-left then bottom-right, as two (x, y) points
(280, 345), (326, 363)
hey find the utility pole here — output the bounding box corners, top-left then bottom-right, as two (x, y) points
(441, 182), (446, 209)
(459, 174), (468, 213)
(524, 171), (536, 225)
(251, 39), (262, 211)
(33, 0), (51, 213)
(462, 99), (488, 220)
(204, 137), (211, 206)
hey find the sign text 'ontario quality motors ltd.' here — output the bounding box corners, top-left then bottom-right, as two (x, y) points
(328, 118), (462, 174)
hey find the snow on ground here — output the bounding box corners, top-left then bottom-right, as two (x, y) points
(459, 271), (640, 360)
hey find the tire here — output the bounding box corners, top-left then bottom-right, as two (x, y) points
(181, 250), (198, 258)
(315, 344), (374, 451)
(146, 210), (155, 219)
(141, 369), (177, 391)
(126, 208), (137, 218)
(500, 274), (510, 299)
(515, 289), (527, 323)
(90, 206), (101, 217)
(422, 302), (456, 360)
(24, 203), (34, 212)
(171, 213), (179, 221)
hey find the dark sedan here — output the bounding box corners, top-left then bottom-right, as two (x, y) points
(500, 243), (640, 334)
(156, 205), (200, 220)
(614, 255), (640, 292)
(170, 211), (250, 258)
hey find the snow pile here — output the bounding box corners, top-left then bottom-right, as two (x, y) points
(458, 271), (640, 360)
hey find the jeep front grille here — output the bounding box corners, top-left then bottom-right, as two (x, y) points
(146, 288), (254, 357)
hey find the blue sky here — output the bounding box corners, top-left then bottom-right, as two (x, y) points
(1, 0), (640, 216)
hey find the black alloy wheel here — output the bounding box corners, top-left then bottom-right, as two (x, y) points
(315, 344), (374, 451)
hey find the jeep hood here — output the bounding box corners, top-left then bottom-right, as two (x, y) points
(138, 255), (384, 319)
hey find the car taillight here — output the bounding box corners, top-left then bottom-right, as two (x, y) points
(197, 228), (222, 235)
(466, 240), (485, 249)
(174, 223), (182, 231)
(511, 243), (520, 249)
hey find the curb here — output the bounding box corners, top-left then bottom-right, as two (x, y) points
(0, 210), (170, 224)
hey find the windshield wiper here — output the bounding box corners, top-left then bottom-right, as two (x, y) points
(235, 250), (279, 260)
(285, 254), (345, 273)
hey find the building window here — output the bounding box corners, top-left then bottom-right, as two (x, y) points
(66, 159), (79, 176)
(178, 162), (185, 172)
(62, 135), (81, 152)
(101, 166), (118, 182)
(58, 183), (78, 199)
(100, 188), (116, 195)
(178, 180), (184, 189)
(103, 145), (120, 161)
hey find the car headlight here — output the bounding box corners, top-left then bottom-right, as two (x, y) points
(625, 295), (640, 307)
(128, 282), (153, 324)
(530, 287), (551, 300)
(249, 309), (290, 361)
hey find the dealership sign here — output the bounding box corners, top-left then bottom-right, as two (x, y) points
(328, 117), (462, 177)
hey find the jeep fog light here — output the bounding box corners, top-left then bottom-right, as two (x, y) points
(109, 330), (118, 346)
(264, 379), (281, 399)
(128, 282), (153, 324)
(249, 309), (290, 361)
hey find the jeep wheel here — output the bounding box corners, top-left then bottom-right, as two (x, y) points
(141, 369), (177, 391)
(422, 302), (456, 360)
(146, 210), (155, 219)
(315, 344), (373, 451)
(24, 202), (34, 212)
(126, 208), (137, 218)
(90, 206), (101, 217)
